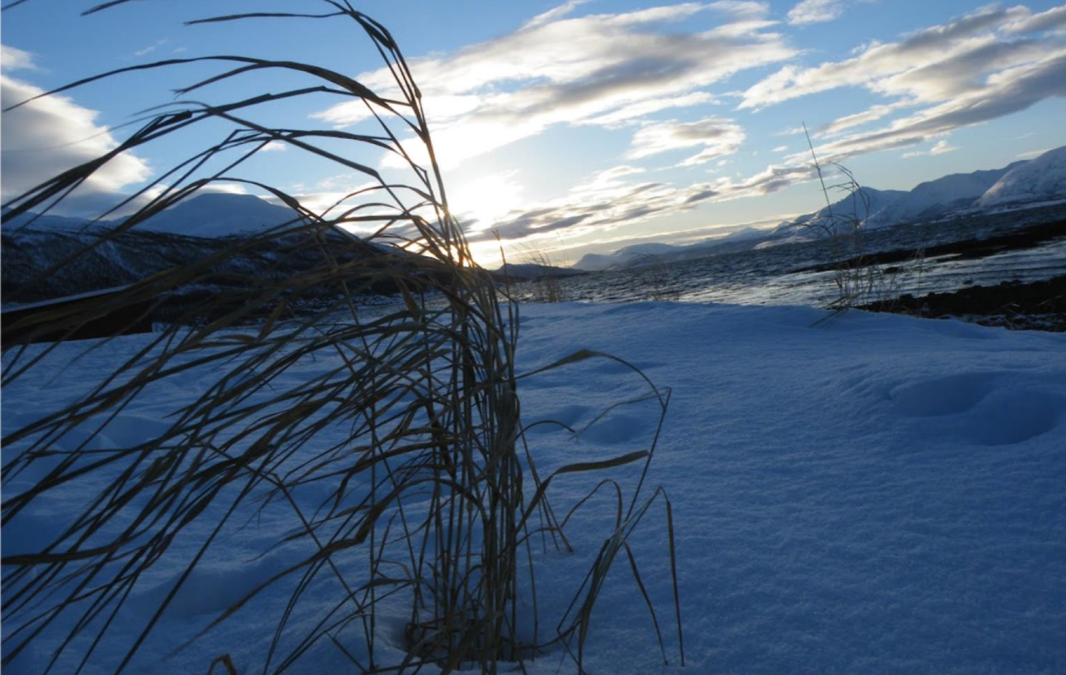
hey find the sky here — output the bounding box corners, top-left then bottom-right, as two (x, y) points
(2, 0), (1065, 266)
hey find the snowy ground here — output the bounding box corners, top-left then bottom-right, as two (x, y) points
(3, 302), (1064, 674)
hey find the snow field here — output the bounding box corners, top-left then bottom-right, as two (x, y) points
(2, 301), (1064, 674)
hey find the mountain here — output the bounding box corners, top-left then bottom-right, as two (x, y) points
(492, 262), (586, 279)
(1, 194), (399, 312)
(2, 193), (297, 238)
(575, 146), (1066, 272)
(774, 151), (1061, 238)
(135, 193), (296, 237)
(976, 146), (1066, 208)
(1, 210), (97, 232)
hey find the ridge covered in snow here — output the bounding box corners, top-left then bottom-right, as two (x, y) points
(574, 146), (1065, 271)
(1, 193), (297, 238)
(977, 146), (1066, 208)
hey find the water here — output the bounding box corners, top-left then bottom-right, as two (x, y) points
(534, 204), (1066, 308)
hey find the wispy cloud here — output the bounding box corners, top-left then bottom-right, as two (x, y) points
(796, 51), (1066, 165)
(1016, 147), (1051, 159)
(627, 116), (746, 166)
(133, 38), (168, 58)
(469, 160), (818, 249)
(1004, 5), (1066, 34)
(787, 0), (845, 26)
(743, 5), (1042, 108)
(902, 139), (956, 158)
(1, 45), (40, 72)
(314, 1), (794, 168)
(731, 3), (1066, 187)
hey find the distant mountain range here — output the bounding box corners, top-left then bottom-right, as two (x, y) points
(0, 194), (389, 309)
(2, 192), (297, 238)
(574, 145), (1066, 271)
(4, 145), (1065, 289)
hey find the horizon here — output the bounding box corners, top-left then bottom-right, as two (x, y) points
(2, 1), (1065, 266)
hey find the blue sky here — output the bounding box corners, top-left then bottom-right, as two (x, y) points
(2, 0), (1065, 265)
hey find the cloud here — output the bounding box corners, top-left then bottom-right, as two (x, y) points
(795, 50), (1066, 165)
(787, 0), (845, 26)
(261, 141), (287, 152)
(466, 158), (820, 251)
(313, 1), (794, 168)
(1, 74), (152, 214)
(736, 5), (1066, 171)
(818, 101), (914, 136)
(1, 45), (40, 72)
(133, 38), (168, 58)
(742, 5), (1038, 108)
(627, 116), (745, 166)
(1005, 5), (1066, 34)
(902, 139), (957, 158)
(1016, 147), (1051, 159)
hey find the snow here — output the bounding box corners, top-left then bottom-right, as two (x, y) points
(3, 302), (1065, 674)
(1, 193), (296, 238)
(977, 146), (1066, 208)
(135, 193), (296, 237)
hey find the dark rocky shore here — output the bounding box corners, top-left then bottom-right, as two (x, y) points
(862, 275), (1066, 332)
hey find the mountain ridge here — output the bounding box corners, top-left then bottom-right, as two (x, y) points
(574, 146), (1066, 271)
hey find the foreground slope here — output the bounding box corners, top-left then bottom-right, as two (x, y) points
(2, 303), (1063, 674)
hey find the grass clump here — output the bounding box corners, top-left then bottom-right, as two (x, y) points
(0, 4), (683, 674)
(801, 124), (924, 315)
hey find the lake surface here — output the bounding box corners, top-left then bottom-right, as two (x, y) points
(525, 203), (1066, 308)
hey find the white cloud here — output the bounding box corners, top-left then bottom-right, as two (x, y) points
(261, 141), (287, 152)
(467, 157), (821, 251)
(738, 5), (1066, 172)
(313, 2), (794, 169)
(742, 5), (1036, 109)
(133, 38), (168, 58)
(818, 101), (915, 136)
(627, 117), (746, 166)
(902, 139), (957, 158)
(793, 50), (1066, 165)
(1, 45), (40, 73)
(1, 74), (152, 213)
(1004, 5), (1066, 34)
(1016, 147), (1051, 159)
(787, 0), (845, 26)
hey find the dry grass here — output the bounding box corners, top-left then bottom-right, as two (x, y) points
(801, 124), (923, 316)
(1, 4), (683, 673)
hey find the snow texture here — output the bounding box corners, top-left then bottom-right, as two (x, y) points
(2, 302), (1064, 674)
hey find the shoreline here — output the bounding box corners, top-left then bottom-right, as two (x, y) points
(861, 275), (1066, 332)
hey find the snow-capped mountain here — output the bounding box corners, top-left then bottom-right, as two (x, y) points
(2, 193), (297, 238)
(1, 194), (393, 308)
(136, 193), (296, 236)
(976, 146), (1066, 208)
(574, 242), (685, 271)
(571, 146), (1065, 271)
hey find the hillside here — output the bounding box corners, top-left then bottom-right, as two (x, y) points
(977, 146), (1066, 208)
